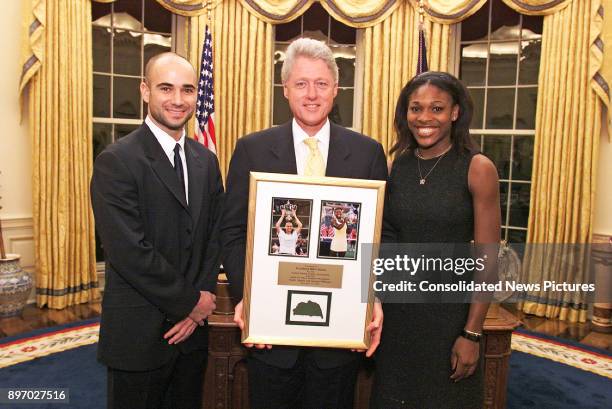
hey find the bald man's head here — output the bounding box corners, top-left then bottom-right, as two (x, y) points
(144, 52), (196, 84)
(140, 52), (198, 140)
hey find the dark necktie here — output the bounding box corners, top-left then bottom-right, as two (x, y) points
(173, 143), (186, 200)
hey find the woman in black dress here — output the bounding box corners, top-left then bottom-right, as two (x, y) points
(371, 72), (501, 408)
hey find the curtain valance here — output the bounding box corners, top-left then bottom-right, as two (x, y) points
(19, 0), (44, 104)
(90, 1), (573, 21)
(238, 0), (400, 27)
(235, 1), (572, 25)
(420, 0), (571, 24)
(87, 0), (610, 137)
(501, 0), (572, 16)
(596, 0), (612, 138)
(91, 0), (222, 17)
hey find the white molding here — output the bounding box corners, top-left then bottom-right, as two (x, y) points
(2, 216), (33, 230)
(1, 217), (35, 270)
(92, 117), (142, 125)
(353, 29), (365, 132)
(98, 269), (106, 291)
(469, 129), (536, 136)
(449, 23), (461, 76)
(6, 235), (35, 269)
(173, 13), (187, 57)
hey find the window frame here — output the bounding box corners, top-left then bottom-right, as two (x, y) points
(270, 8), (363, 130)
(92, 0), (179, 141)
(92, 0), (184, 268)
(452, 1), (541, 243)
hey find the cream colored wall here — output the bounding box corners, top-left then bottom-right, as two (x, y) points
(0, 1), (35, 271)
(593, 122), (612, 236)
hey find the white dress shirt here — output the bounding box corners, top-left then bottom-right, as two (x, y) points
(145, 116), (189, 204)
(292, 119), (330, 176)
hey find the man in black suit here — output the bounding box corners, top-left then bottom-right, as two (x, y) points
(221, 38), (387, 409)
(91, 52), (223, 409)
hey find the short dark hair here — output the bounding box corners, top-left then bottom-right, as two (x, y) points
(390, 71), (478, 159)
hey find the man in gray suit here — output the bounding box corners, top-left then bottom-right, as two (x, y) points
(221, 38), (386, 409)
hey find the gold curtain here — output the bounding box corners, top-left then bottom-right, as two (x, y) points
(188, 0), (273, 176)
(361, 1), (452, 153)
(594, 0), (611, 139)
(520, 0), (602, 323)
(20, 0), (100, 308)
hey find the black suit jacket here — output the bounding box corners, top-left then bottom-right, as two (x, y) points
(91, 123), (224, 371)
(221, 121), (387, 369)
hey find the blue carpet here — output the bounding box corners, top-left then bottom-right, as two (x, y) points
(507, 351), (611, 409)
(1, 344), (105, 409)
(1, 323), (611, 408)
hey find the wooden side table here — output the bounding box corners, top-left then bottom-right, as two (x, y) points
(203, 313), (248, 409)
(203, 305), (519, 409)
(482, 304), (520, 409)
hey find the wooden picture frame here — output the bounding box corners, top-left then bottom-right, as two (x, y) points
(242, 172), (386, 349)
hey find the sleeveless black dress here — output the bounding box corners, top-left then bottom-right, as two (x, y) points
(371, 148), (483, 409)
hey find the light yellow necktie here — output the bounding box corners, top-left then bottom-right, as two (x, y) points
(303, 137), (326, 176)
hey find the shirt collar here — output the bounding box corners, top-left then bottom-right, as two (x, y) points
(145, 116), (186, 157)
(292, 118), (330, 147)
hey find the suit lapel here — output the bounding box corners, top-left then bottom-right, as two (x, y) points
(186, 141), (206, 228)
(141, 124), (190, 211)
(326, 123), (351, 177)
(269, 122), (298, 174)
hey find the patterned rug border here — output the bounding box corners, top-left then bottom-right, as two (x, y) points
(514, 327), (612, 357)
(1, 320), (610, 379)
(0, 317), (100, 346)
(0, 322), (100, 369)
(511, 332), (612, 379)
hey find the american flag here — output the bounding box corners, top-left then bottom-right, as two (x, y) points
(194, 25), (217, 154)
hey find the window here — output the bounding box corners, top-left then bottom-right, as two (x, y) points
(92, 0), (174, 261)
(272, 3), (358, 128)
(458, 0), (542, 243)
(92, 0), (173, 159)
